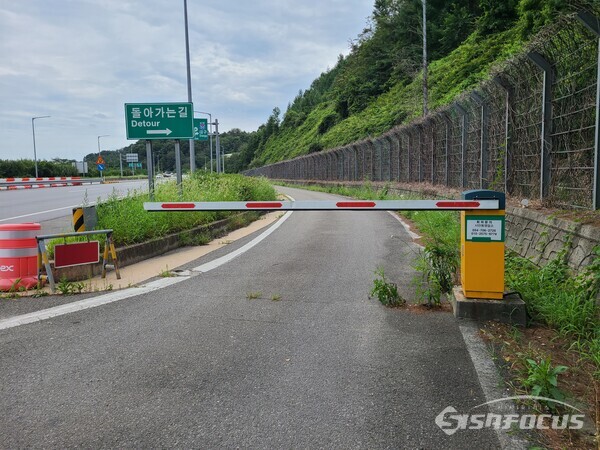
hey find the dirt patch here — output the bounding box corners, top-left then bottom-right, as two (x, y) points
(406, 301), (453, 314)
(379, 299), (454, 313)
(480, 321), (599, 449)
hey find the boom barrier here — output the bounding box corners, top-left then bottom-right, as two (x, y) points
(143, 199), (499, 212)
(144, 190), (506, 301)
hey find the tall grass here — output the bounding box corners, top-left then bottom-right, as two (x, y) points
(49, 173), (276, 251)
(505, 249), (600, 339)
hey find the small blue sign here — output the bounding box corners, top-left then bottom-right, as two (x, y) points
(97, 163), (105, 171)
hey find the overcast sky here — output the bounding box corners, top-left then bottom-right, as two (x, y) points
(0, 0), (373, 161)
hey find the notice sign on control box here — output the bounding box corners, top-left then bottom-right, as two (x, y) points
(465, 216), (505, 242)
(125, 103), (194, 140)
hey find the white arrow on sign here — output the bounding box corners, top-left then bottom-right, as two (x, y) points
(147, 128), (172, 136)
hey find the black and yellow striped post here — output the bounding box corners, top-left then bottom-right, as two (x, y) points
(101, 232), (121, 280)
(72, 207), (85, 232)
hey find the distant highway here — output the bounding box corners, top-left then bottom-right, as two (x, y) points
(0, 180), (147, 232)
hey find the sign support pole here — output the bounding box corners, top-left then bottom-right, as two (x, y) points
(175, 140), (183, 197)
(146, 140), (154, 200)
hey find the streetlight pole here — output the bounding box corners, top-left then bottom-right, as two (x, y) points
(97, 134), (109, 179)
(183, 0), (195, 173)
(32, 115), (50, 178)
(195, 111), (213, 173)
(97, 134), (109, 156)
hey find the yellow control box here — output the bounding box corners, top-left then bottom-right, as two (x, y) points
(460, 191), (506, 300)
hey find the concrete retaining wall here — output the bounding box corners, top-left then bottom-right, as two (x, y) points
(506, 207), (599, 271)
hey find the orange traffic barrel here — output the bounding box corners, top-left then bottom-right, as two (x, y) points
(0, 223), (41, 291)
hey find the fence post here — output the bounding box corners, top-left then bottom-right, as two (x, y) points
(375, 139), (383, 181)
(443, 112), (452, 186)
(418, 126), (424, 182)
(370, 140), (376, 181)
(386, 136), (393, 181)
(393, 131), (399, 182)
(354, 144), (359, 181)
(577, 11), (600, 209)
(454, 103), (468, 188)
(528, 51), (554, 202)
(430, 120), (435, 184)
(492, 76), (513, 195)
(471, 91), (490, 189)
(407, 131), (413, 181)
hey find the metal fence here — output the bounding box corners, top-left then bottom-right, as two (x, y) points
(246, 11), (600, 210)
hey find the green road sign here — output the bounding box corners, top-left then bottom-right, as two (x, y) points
(194, 118), (209, 141)
(125, 103), (194, 140)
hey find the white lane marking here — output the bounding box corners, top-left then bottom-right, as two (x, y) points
(0, 277), (184, 331)
(193, 210), (293, 273)
(0, 205), (84, 222)
(0, 186), (143, 222)
(0, 206), (294, 331)
(193, 194), (295, 273)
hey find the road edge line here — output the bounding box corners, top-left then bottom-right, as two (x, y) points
(458, 322), (529, 450)
(0, 207), (294, 331)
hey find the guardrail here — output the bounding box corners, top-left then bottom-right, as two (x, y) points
(0, 178), (102, 190)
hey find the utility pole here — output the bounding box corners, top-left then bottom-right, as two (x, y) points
(422, 0), (428, 117)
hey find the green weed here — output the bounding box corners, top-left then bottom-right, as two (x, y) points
(56, 277), (74, 295)
(73, 282), (85, 294)
(159, 266), (176, 278)
(518, 355), (568, 411)
(370, 267), (405, 307)
(405, 210), (460, 307)
(246, 291), (262, 300)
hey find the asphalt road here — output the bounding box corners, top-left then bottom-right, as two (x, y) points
(0, 186), (500, 448)
(0, 180), (147, 233)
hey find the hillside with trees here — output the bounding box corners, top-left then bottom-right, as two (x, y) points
(82, 128), (252, 176)
(236, 0), (591, 171)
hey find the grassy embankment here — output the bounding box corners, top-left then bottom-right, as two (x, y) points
(47, 173), (276, 254)
(253, 28), (523, 167)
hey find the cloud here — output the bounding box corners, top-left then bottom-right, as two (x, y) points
(0, 0), (373, 161)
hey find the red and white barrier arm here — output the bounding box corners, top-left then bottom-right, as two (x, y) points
(144, 199), (500, 212)
(0, 177), (81, 183)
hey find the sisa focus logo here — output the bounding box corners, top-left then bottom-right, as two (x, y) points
(0, 265), (15, 272)
(435, 396), (585, 436)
